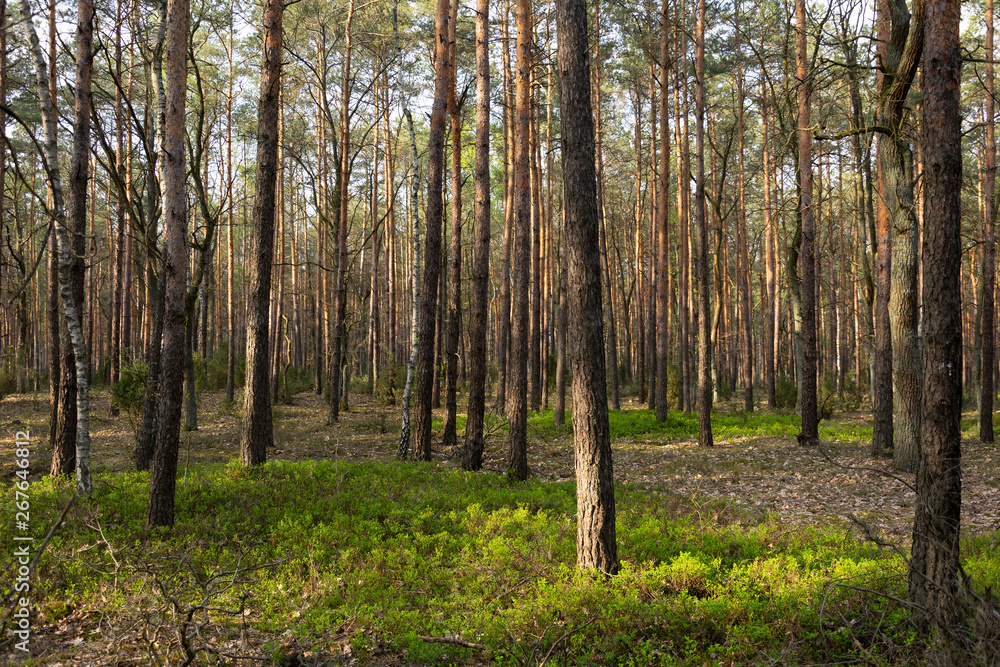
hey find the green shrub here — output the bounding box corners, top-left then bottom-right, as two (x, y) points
(0, 367), (16, 402)
(111, 360), (148, 424)
(281, 366), (313, 401)
(375, 363), (402, 405)
(776, 374), (798, 410)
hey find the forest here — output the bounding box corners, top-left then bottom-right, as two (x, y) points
(0, 0), (997, 662)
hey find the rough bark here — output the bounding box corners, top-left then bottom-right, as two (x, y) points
(239, 0), (282, 467)
(981, 0), (996, 445)
(506, 0), (531, 480)
(330, 0), (355, 423)
(694, 0), (712, 448)
(555, 0), (618, 575)
(795, 0), (818, 447)
(443, 0), (462, 449)
(398, 110), (422, 460)
(463, 0), (491, 471)
(412, 0), (451, 461)
(909, 0), (963, 645)
(655, 0), (671, 421)
(147, 0), (189, 525)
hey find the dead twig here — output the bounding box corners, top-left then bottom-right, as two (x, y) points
(418, 634), (486, 650)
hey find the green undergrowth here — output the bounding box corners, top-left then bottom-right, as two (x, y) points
(7, 461), (997, 665)
(525, 408), (873, 445)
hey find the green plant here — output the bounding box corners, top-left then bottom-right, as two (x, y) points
(776, 374), (798, 410)
(111, 360), (148, 420)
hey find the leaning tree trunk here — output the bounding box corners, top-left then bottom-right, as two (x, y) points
(909, 0), (963, 649)
(555, 0), (618, 575)
(239, 0), (282, 467)
(463, 0), (491, 471)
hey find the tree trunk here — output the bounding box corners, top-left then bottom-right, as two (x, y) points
(443, 0), (462, 450)
(147, 0), (189, 524)
(239, 0), (282, 467)
(412, 0), (451, 461)
(694, 0), (712, 447)
(330, 0), (355, 423)
(735, 0), (753, 412)
(463, 0), (490, 471)
(910, 0), (963, 645)
(795, 0), (818, 447)
(981, 0), (996, 444)
(655, 0), (670, 421)
(555, 0), (618, 575)
(506, 0), (532, 480)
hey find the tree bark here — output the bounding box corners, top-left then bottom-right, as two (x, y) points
(655, 0), (671, 421)
(910, 0), (963, 645)
(463, 0), (491, 471)
(239, 0), (282, 467)
(795, 0), (818, 447)
(443, 0), (462, 450)
(506, 0), (532, 480)
(981, 0), (996, 444)
(147, 0), (189, 524)
(694, 0), (712, 448)
(412, 0), (451, 461)
(330, 0), (355, 422)
(555, 0), (618, 575)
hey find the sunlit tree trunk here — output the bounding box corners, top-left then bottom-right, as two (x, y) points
(655, 0), (670, 421)
(507, 0), (532, 480)
(556, 0), (618, 575)
(443, 0), (462, 450)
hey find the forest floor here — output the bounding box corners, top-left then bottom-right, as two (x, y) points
(6, 385), (998, 546)
(2, 385), (1000, 666)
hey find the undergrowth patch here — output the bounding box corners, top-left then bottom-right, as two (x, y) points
(3, 460), (991, 665)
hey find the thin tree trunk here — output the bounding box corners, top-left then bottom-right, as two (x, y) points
(655, 0), (670, 420)
(981, 0), (996, 444)
(694, 0), (712, 447)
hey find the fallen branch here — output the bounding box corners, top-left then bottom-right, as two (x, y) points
(418, 635), (486, 650)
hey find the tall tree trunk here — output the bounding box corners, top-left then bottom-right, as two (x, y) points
(464, 0), (490, 469)
(762, 82), (777, 408)
(795, 0), (818, 446)
(330, 0), (355, 422)
(412, 0), (451, 461)
(506, 0), (531, 480)
(147, 0), (189, 524)
(443, 0), (462, 450)
(655, 0), (670, 421)
(239, 0), (282, 467)
(694, 0), (712, 447)
(735, 0), (753, 412)
(909, 0), (962, 645)
(398, 111), (423, 459)
(556, 0), (618, 575)
(981, 0), (996, 444)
